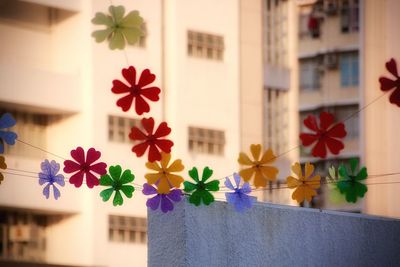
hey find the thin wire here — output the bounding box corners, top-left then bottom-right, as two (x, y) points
(342, 91), (388, 123)
(16, 139), (67, 160)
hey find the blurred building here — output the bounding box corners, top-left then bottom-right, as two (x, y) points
(0, 0), (264, 266)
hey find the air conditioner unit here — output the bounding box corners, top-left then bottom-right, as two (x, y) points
(325, 0), (338, 16)
(324, 53), (339, 69)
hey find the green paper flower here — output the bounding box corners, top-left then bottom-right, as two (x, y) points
(183, 167), (220, 206)
(337, 159), (368, 203)
(99, 165), (135, 206)
(92, 5), (144, 50)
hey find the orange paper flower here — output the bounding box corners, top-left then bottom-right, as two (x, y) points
(287, 162), (321, 204)
(145, 153), (184, 194)
(238, 144), (279, 188)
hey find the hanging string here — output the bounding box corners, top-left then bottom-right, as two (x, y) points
(16, 139), (67, 161)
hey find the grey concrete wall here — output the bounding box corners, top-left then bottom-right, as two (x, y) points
(148, 198), (400, 267)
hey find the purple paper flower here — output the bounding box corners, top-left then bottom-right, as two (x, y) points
(39, 160), (65, 200)
(142, 183), (182, 213)
(225, 173), (255, 212)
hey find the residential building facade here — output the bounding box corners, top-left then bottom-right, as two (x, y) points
(0, 0), (264, 266)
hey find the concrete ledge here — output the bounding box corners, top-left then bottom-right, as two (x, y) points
(148, 198), (400, 267)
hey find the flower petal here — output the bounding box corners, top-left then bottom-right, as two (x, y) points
(90, 162), (107, 175)
(42, 184), (50, 199)
(260, 166), (278, 181)
(146, 195), (161, 210)
(146, 161), (162, 172)
(167, 159), (184, 173)
(53, 185), (61, 200)
(160, 195), (174, 213)
(109, 5), (125, 24)
(201, 191), (215, 206)
(238, 152), (253, 166)
(85, 171), (100, 188)
(319, 112), (334, 130)
(205, 180), (219, 191)
(224, 177), (235, 190)
(300, 133), (318, 146)
(153, 122), (171, 138)
(303, 114), (319, 132)
(141, 87), (161, 101)
(311, 138), (328, 158)
(159, 152), (171, 169)
(145, 173), (161, 185)
(91, 12), (113, 26)
(386, 58), (399, 78)
(109, 30), (125, 50)
(112, 79), (131, 94)
(120, 185), (135, 198)
(122, 66), (136, 86)
(0, 113), (16, 129)
(304, 162), (315, 179)
(154, 139), (174, 154)
(291, 162), (303, 179)
(69, 171), (84, 188)
(166, 174), (184, 188)
(141, 117), (155, 135)
(120, 169), (134, 184)
(201, 167), (213, 182)
(129, 127), (147, 141)
(0, 131), (17, 145)
(250, 144), (262, 161)
(113, 190), (124, 206)
(239, 167), (255, 182)
(327, 123), (347, 138)
(108, 165), (122, 180)
(100, 174), (113, 186)
(233, 173), (241, 188)
(132, 142), (149, 157)
(379, 77), (398, 91)
(100, 188), (114, 202)
(134, 95), (150, 115)
(142, 183), (157, 195)
(121, 10), (143, 27)
(121, 27), (142, 45)
(183, 181), (197, 192)
(253, 169), (267, 188)
(188, 167), (199, 182)
(70, 147), (85, 164)
(156, 177), (171, 194)
(389, 88), (400, 106)
(92, 28), (113, 43)
(138, 69), (156, 88)
(116, 94), (134, 112)
(148, 144), (162, 162)
(167, 189), (182, 202)
(325, 137), (344, 155)
(260, 148), (276, 164)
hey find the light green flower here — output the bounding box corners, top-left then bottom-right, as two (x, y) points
(92, 5), (144, 50)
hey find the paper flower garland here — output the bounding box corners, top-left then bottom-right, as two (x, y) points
(99, 165), (135, 206)
(224, 173), (255, 212)
(63, 147), (107, 188)
(38, 160), (65, 200)
(379, 58), (400, 106)
(92, 5), (144, 50)
(112, 66), (161, 115)
(286, 162), (321, 203)
(142, 183), (183, 213)
(0, 113), (17, 154)
(0, 156), (7, 184)
(145, 152), (184, 194)
(238, 144), (279, 188)
(183, 167), (219, 206)
(300, 112), (347, 158)
(337, 158), (368, 203)
(129, 117), (174, 162)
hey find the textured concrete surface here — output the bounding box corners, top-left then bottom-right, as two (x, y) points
(148, 198), (400, 267)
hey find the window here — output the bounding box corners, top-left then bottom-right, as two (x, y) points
(340, 52), (359, 87)
(340, 0), (359, 33)
(109, 215), (147, 244)
(108, 115), (141, 143)
(188, 127), (225, 155)
(264, 88), (289, 154)
(0, 108), (53, 158)
(0, 210), (47, 261)
(187, 31), (224, 60)
(300, 58), (321, 90)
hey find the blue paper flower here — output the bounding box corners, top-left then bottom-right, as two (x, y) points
(225, 173), (255, 212)
(0, 113), (17, 154)
(39, 160), (65, 200)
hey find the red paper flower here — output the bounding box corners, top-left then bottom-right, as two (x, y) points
(129, 117), (174, 162)
(63, 147), (107, 188)
(379, 58), (400, 106)
(299, 112), (347, 158)
(112, 66), (161, 115)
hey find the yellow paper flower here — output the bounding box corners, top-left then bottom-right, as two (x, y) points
(0, 156), (7, 184)
(286, 162), (321, 203)
(238, 144), (279, 188)
(145, 153), (184, 193)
